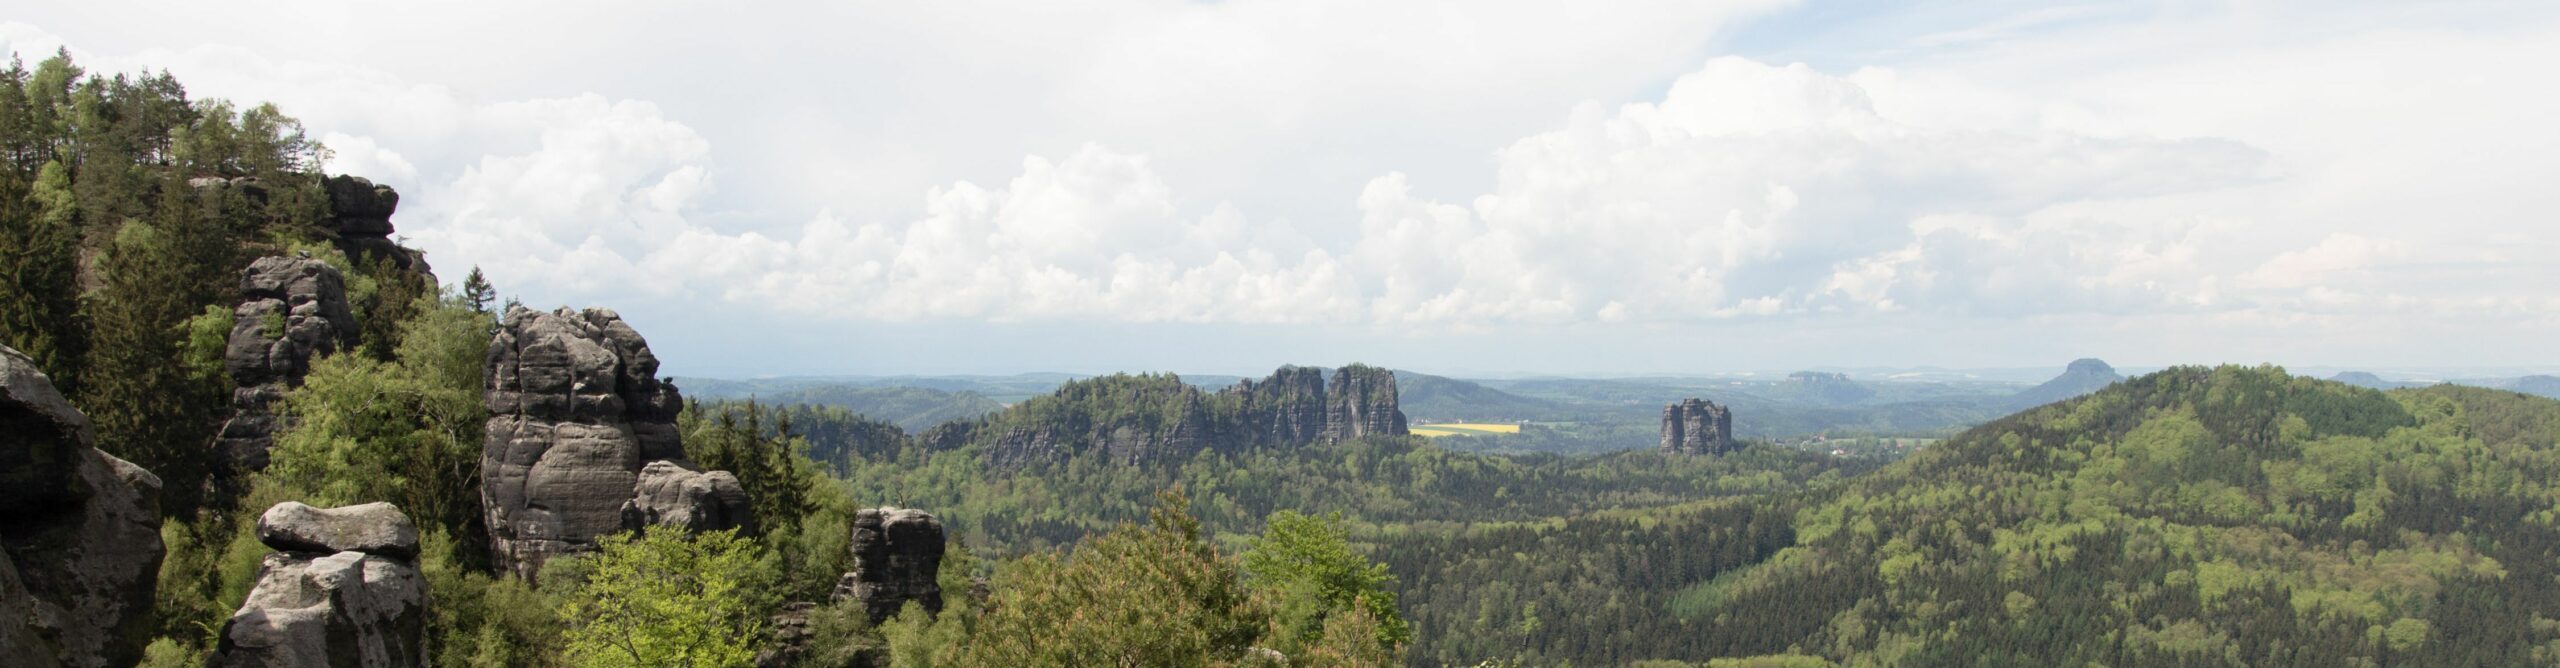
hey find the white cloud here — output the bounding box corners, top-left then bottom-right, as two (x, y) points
(9, 3), (2560, 373)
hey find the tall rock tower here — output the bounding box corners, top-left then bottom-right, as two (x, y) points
(1660, 398), (1735, 455)
(481, 306), (752, 580)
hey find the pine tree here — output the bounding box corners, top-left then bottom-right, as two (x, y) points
(462, 266), (496, 313)
(0, 159), (87, 386)
(78, 173), (239, 515)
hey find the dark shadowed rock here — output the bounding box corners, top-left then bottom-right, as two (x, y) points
(257, 502), (420, 560)
(217, 255), (360, 480)
(1660, 398), (1735, 456)
(319, 174), (426, 274)
(624, 461), (754, 534)
(834, 507), (946, 623)
(2006, 358), (2124, 409)
(1229, 366), (1330, 445)
(483, 306), (751, 579)
(211, 503), (427, 668)
(0, 345), (165, 668)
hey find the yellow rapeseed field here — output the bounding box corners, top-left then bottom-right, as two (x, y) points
(1410, 423), (1523, 437)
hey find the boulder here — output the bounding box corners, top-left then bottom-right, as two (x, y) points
(257, 502), (421, 560)
(483, 306), (751, 579)
(0, 344), (165, 668)
(623, 461), (754, 534)
(1661, 398), (1735, 456)
(833, 508), (946, 623)
(210, 503), (428, 668)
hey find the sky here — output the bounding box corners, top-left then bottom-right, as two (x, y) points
(8, 1), (2558, 378)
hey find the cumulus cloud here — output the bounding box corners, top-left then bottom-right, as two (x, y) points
(1345, 58), (2268, 324)
(9, 3), (2558, 368)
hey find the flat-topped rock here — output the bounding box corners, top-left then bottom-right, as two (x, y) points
(256, 502), (420, 560)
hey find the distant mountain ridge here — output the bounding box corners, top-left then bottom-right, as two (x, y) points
(2329, 371), (2429, 390)
(2004, 358), (2123, 409)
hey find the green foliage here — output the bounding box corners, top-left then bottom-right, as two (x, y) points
(958, 492), (1271, 666)
(0, 158), (86, 387)
(1539, 366), (2560, 666)
(177, 304), (233, 384)
(1242, 510), (1408, 657)
(461, 265), (495, 313)
(422, 528), (565, 668)
(76, 181), (237, 515)
(681, 399), (817, 538)
(558, 529), (772, 668)
(266, 292), (491, 566)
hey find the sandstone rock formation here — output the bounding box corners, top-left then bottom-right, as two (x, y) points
(217, 255), (360, 478)
(1660, 398), (1735, 456)
(0, 344), (166, 668)
(624, 460), (754, 533)
(1320, 364), (1407, 440)
(210, 502), (427, 668)
(928, 364), (1412, 469)
(833, 508), (947, 623)
(1225, 365), (1407, 444)
(256, 502), (421, 561)
(482, 306), (752, 579)
(322, 175), (426, 273)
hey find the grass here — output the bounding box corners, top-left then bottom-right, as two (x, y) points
(1410, 422), (1524, 438)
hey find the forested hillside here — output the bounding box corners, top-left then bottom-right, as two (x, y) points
(1373, 367), (2560, 665)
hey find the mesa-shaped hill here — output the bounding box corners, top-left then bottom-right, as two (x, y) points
(2329, 371), (2429, 390)
(1392, 371), (1571, 422)
(2003, 358), (2123, 409)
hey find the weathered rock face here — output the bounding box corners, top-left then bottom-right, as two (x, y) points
(0, 344), (165, 668)
(833, 508), (946, 623)
(624, 461), (754, 534)
(1660, 398), (1735, 456)
(217, 255), (360, 478)
(257, 502), (420, 561)
(1227, 366), (1330, 445)
(321, 175), (425, 273)
(1324, 365), (1406, 440)
(211, 502), (427, 668)
(483, 306), (751, 579)
(1225, 364), (1409, 445)
(951, 364), (1412, 469)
